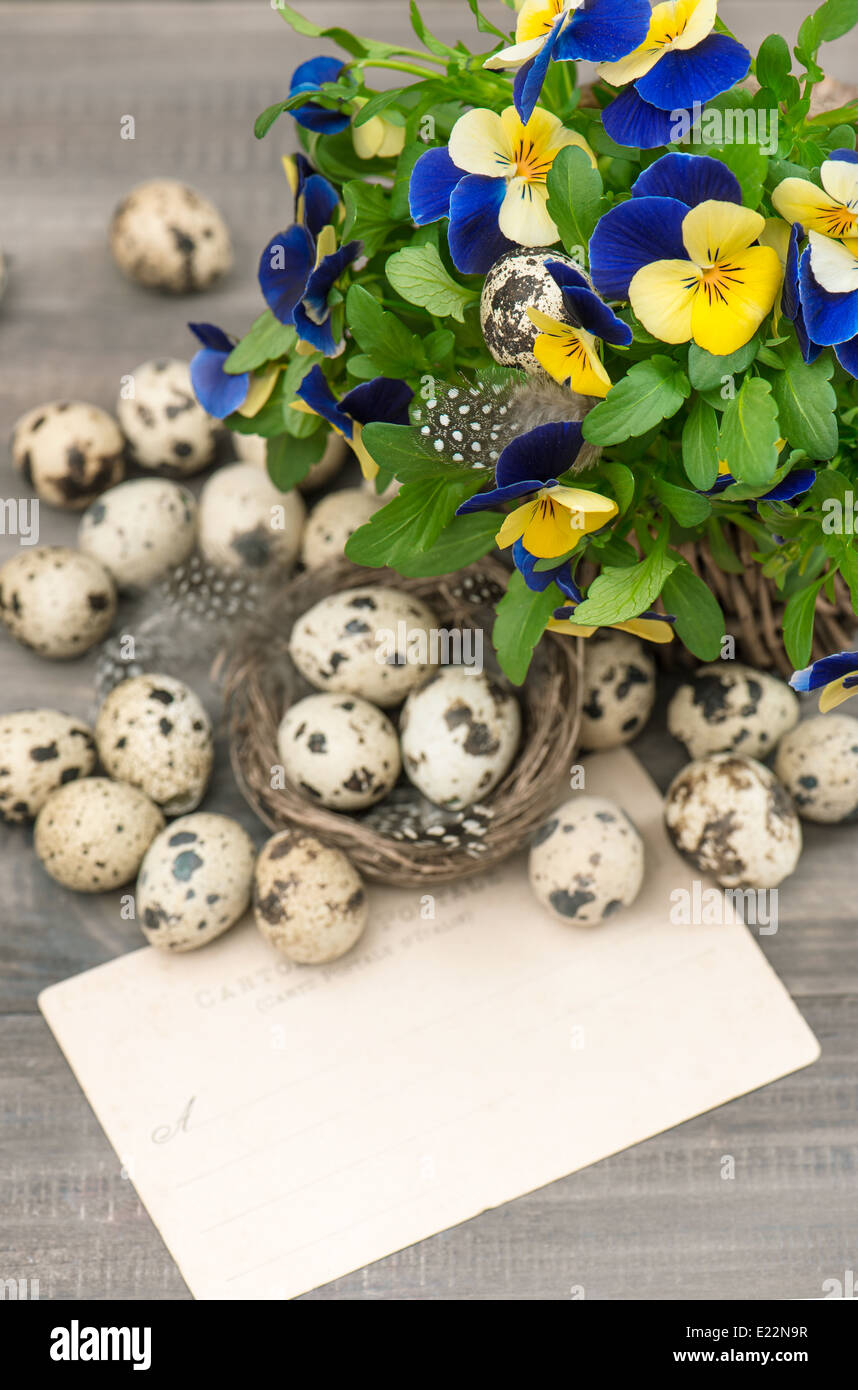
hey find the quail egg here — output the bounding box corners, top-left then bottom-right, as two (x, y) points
(35, 778), (164, 892)
(278, 693), (401, 811)
(579, 631), (656, 751)
(117, 358), (217, 475)
(109, 179), (233, 293)
(11, 401), (125, 510)
(665, 753), (802, 889)
(0, 547), (116, 659)
(78, 478), (197, 591)
(400, 667), (521, 809)
(198, 462), (305, 573)
(253, 829), (368, 965)
(774, 714), (858, 823)
(668, 662), (799, 760)
(528, 795), (645, 925)
(136, 813), (256, 951)
(0, 710), (97, 823)
(95, 673), (213, 815)
(289, 586), (439, 708)
(233, 429), (349, 491)
(480, 249), (582, 372)
(300, 489), (379, 569)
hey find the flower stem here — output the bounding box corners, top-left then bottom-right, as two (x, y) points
(348, 58), (444, 80)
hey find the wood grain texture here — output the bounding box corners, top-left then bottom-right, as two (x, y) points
(1, 1), (857, 1302)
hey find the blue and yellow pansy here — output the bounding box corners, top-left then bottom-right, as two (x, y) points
(514, 550), (675, 641)
(293, 364), (413, 480)
(259, 216), (361, 356)
(526, 259), (633, 397)
(790, 651), (858, 713)
(188, 322), (280, 420)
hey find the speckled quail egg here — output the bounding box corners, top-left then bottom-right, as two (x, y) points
(529, 795), (645, 925)
(300, 489), (379, 569)
(774, 714), (858, 823)
(0, 710), (96, 823)
(136, 813), (256, 951)
(11, 401), (124, 510)
(109, 179), (233, 293)
(665, 753), (802, 889)
(579, 632), (656, 751)
(400, 667), (521, 809)
(78, 478), (197, 591)
(117, 358), (217, 476)
(480, 249), (581, 372)
(0, 547), (116, 659)
(198, 462), (305, 574)
(253, 829), (368, 965)
(668, 662), (799, 760)
(34, 778), (164, 892)
(278, 693), (401, 811)
(95, 673), (213, 815)
(289, 586), (439, 708)
(233, 429), (349, 492)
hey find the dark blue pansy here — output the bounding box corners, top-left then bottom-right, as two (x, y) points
(790, 650), (858, 712)
(546, 260), (634, 345)
(294, 365), (412, 480)
(258, 224), (316, 326)
(708, 468), (816, 502)
(188, 322), (249, 419)
(457, 422), (586, 515)
(292, 239), (362, 354)
(630, 151), (742, 206)
(798, 243), (858, 348)
(284, 152), (339, 239)
(513, 542), (583, 601)
(289, 56), (351, 134)
(781, 224), (822, 365)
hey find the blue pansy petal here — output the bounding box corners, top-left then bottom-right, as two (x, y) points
(514, 16), (563, 125)
(602, 87), (686, 150)
(513, 543), (584, 600)
(293, 302), (337, 354)
(782, 225), (822, 363)
(409, 146), (463, 225)
(188, 321), (234, 354)
(631, 152), (742, 207)
(341, 377), (413, 427)
(456, 479), (546, 515)
(190, 349), (249, 420)
(791, 651), (858, 692)
(289, 58), (351, 135)
(589, 196), (689, 299)
(258, 224), (315, 324)
(447, 175), (516, 275)
(635, 33), (751, 111)
(495, 422), (584, 489)
(292, 103), (351, 135)
(835, 334), (858, 377)
(302, 174), (339, 238)
(295, 364), (353, 438)
(561, 285), (634, 345)
(763, 470), (816, 502)
(546, 260), (590, 294)
(829, 148), (858, 165)
(301, 241), (361, 324)
(556, 0), (650, 63)
(798, 247), (858, 346)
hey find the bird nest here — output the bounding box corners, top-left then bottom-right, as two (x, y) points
(223, 557), (582, 886)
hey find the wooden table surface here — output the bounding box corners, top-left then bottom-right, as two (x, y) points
(1, 1), (856, 1302)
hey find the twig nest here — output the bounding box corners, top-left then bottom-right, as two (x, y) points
(117, 358), (217, 475)
(278, 693), (401, 810)
(78, 479), (197, 591)
(109, 179), (233, 293)
(300, 488), (379, 569)
(233, 430), (349, 491)
(11, 401), (124, 510)
(0, 547), (116, 659)
(774, 714), (858, 823)
(35, 778), (164, 892)
(667, 662), (799, 760)
(253, 829), (368, 964)
(665, 754), (802, 889)
(480, 248), (580, 372)
(198, 462), (305, 574)
(529, 795), (644, 924)
(289, 586), (439, 707)
(137, 813), (256, 951)
(579, 632), (656, 751)
(400, 667), (521, 810)
(0, 710), (96, 823)
(95, 673), (213, 815)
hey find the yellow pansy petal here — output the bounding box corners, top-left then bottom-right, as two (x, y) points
(496, 502), (537, 550)
(758, 217), (791, 268)
(549, 486), (617, 518)
(314, 222), (337, 268)
(449, 108), (515, 178)
(629, 260), (698, 344)
(597, 37), (663, 87)
(352, 115), (385, 159)
(547, 618), (599, 637)
(532, 322), (613, 398)
(808, 229), (858, 295)
(820, 158), (858, 211)
(772, 177), (857, 239)
(237, 368), (280, 419)
(690, 246), (782, 355)
(499, 178), (558, 246)
(614, 618), (675, 644)
(819, 675), (858, 712)
(672, 0), (717, 51)
(352, 422), (378, 481)
(282, 154), (300, 198)
(376, 120), (406, 158)
(717, 459), (731, 475)
(682, 201), (766, 266)
(517, 0), (569, 43)
(483, 36), (546, 69)
(521, 499), (585, 558)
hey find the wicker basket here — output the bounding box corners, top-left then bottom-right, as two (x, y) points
(223, 557), (583, 886)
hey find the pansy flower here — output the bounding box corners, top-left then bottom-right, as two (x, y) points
(351, 98), (406, 160)
(596, 0), (750, 151)
(456, 422), (618, 559)
(259, 222), (361, 355)
(484, 0), (651, 125)
(514, 549), (675, 641)
(188, 323), (280, 420)
(526, 259), (633, 397)
(708, 458), (816, 502)
(288, 56), (351, 134)
(790, 651), (858, 712)
(293, 364), (412, 480)
(589, 153), (781, 355)
(409, 106), (596, 274)
(282, 153), (339, 237)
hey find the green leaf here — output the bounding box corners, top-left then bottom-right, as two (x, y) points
(707, 143), (769, 209)
(545, 144), (604, 261)
(392, 513), (498, 576)
(706, 518), (746, 574)
(783, 576), (827, 668)
(582, 357), (690, 446)
(390, 141), (427, 221)
(274, 4), (401, 59)
(386, 244), (477, 323)
(345, 284), (427, 376)
(345, 473), (485, 567)
(719, 377), (780, 485)
(409, 0), (460, 56)
(224, 312), (296, 375)
(465, 0), (511, 40)
(342, 181), (399, 259)
(599, 461), (635, 515)
(756, 34), (793, 97)
(571, 544), (678, 628)
(688, 335), (760, 391)
(255, 101), (290, 140)
(654, 478), (712, 527)
(358, 422), (468, 481)
(266, 430), (327, 489)
(682, 397), (720, 489)
(770, 343), (838, 459)
(814, 0), (858, 44)
(492, 570), (561, 687)
(661, 562), (725, 660)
